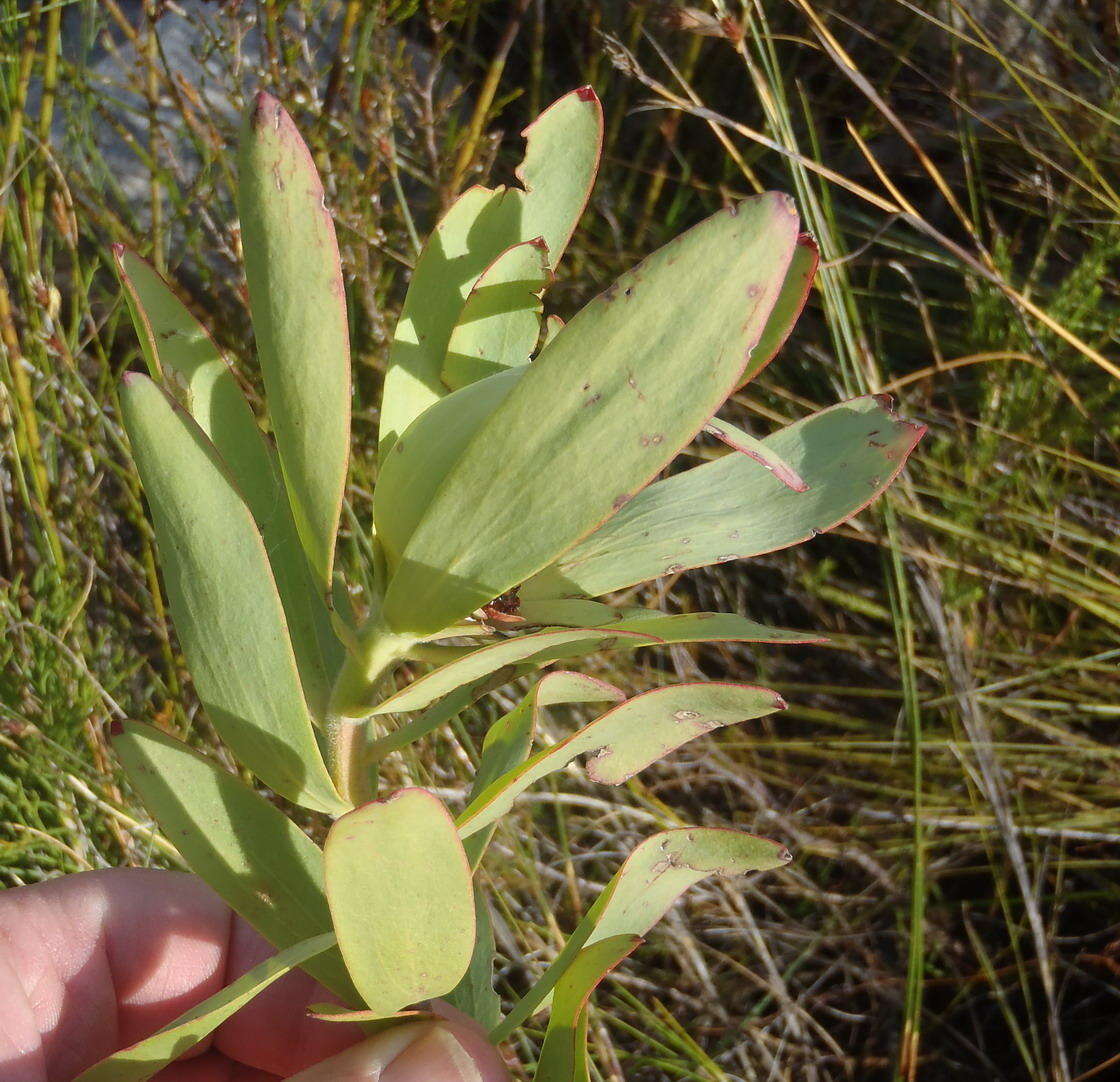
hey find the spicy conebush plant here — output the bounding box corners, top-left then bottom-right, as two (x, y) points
(84, 88), (924, 1079)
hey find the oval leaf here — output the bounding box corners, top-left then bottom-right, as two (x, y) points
(526, 394), (925, 598)
(383, 193), (801, 634)
(374, 368), (523, 568)
(325, 789), (475, 1016)
(463, 670), (624, 868)
(237, 92), (351, 590)
(119, 373), (345, 813)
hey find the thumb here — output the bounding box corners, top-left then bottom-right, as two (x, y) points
(284, 1019), (510, 1082)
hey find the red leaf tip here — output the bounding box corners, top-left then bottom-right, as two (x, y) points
(575, 85), (598, 102)
(250, 90), (283, 130)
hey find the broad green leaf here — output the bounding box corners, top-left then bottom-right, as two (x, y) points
(704, 415), (808, 492)
(738, 231), (819, 388)
(383, 193), (801, 635)
(525, 394), (926, 598)
(492, 827), (791, 1040)
(457, 683), (786, 839)
(74, 932), (335, 1082)
(369, 627), (657, 716)
(374, 368), (523, 569)
(114, 248), (342, 717)
(325, 789), (475, 1016)
(378, 88), (603, 454)
(120, 374), (346, 814)
(442, 239), (550, 390)
(534, 936), (641, 1082)
(463, 670), (623, 867)
(238, 92), (351, 590)
(113, 723), (357, 1001)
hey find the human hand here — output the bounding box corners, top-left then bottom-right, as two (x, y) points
(0, 868), (510, 1082)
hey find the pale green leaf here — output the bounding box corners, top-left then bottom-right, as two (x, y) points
(120, 374), (346, 813)
(704, 415), (808, 492)
(533, 936), (641, 1082)
(738, 231), (819, 388)
(442, 239), (549, 390)
(515, 86), (603, 266)
(383, 193), (801, 635)
(237, 92), (351, 590)
(374, 368), (523, 569)
(74, 932), (335, 1082)
(378, 88), (602, 454)
(113, 722), (356, 1000)
(369, 627), (657, 716)
(492, 828), (791, 1040)
(325, 789), (475, 1016)
(525, 394), (925, 598)
(114, 248), (341, 717)
(457, 683), (786, 839)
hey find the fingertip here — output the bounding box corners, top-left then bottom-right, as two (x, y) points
(381, 1027), (482, 1082)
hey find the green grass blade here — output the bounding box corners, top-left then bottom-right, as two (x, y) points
(383, 194), (801, 634)
(119, 373), (346, 813)
(237, 92), (351, 591)
(74, 932), (336, 1082)
(324, 789), (475, 1016)
(114, 248), (342, 718)
(113, 722), (356, 1001)
(527, 395), (925, 598)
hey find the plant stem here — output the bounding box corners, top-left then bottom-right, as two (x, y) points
(325, 617), (415, 804)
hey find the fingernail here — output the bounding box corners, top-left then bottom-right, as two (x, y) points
(383, 1026), (482, 1082)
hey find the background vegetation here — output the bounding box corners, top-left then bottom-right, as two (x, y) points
(1, 1), (1118, 1080)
